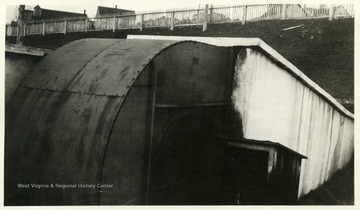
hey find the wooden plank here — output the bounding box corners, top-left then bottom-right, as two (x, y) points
(227, 141), (272, 152)
(282, 4), (287, 19)
(64, 20), (67, 34)
(155, 102), (228, 108)
(203, 4), (208, 31)
(242, 6), (247, 24)
(42, 21), (45, 36)
(5, 43), (51, 56)
(170, 12), (175, 30)
(329, 5), (334, 21)
(282, 24), (304, 31)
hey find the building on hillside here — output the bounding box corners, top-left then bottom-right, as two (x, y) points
(23, 9), (34, 21)
(6, 9), (36, 28)
(32, 5), (87, 21)
(6, 5), (88, 38)
(96, 6), (135, 17)
(93, 6), (136, 31)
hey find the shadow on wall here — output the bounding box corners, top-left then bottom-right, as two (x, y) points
(5, 52), (43, 104)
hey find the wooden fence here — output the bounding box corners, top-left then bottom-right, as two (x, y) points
(6, 4), (355, 37)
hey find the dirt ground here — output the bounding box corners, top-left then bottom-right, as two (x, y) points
(298, 157), (354, 205)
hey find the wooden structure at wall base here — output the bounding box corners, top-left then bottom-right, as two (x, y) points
(225, 138), (306, 204)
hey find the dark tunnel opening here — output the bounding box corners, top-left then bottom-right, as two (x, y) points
(148, 112), (226, 204)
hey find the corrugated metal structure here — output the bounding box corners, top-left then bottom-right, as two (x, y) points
(5, 37), (353, 205)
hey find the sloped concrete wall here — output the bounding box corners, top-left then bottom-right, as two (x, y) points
(232, 47), (354, 197)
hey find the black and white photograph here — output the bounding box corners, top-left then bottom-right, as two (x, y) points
(1, 0), (357, 207)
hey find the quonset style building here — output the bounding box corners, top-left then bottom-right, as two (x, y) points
(5, 36), (354, 205)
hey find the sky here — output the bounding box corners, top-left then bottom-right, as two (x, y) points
(4, 0), (256, 23)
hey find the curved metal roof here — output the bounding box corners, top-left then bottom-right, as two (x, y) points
(5, 38), (181, 204)
(22, 38), (178, 96)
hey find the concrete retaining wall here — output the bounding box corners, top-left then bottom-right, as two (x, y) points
(232, 47), (354, 197)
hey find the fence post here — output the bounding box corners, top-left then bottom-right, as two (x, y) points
(113, 16), (116, 32)
(42, 21), (45, 36)
(197, 5), (200, 23)
(303, 4), (307, 16)
(203, 4), (209, 31)
(282, 4), (287, 19)
(329, 5), (335, 21)
(231, 5), (235, 21)
(64, 20), (67, 34)
(209, 4), (213, 23)
(85, 18), (88, 32)
(242, 6), (247, 25)
(16, 5), (25, 44)
(170, 12), (175, 31)
(140, 14), (144, 31)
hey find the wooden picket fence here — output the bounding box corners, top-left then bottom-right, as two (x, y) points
(6, 4), (354, 37)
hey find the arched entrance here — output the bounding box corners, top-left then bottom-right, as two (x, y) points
(146, 107), (304, 205)
(148, 111), (226, 204)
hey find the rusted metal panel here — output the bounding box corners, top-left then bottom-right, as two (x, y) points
(100, 85), (153, 204)
(5, 39), (179, 205)
(66, 40), (173, 96)
(99, 66), (154, 204)
(5, 87), (123, 205)
(22, 39), (177, 96)
(21, 39), (119, 90)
